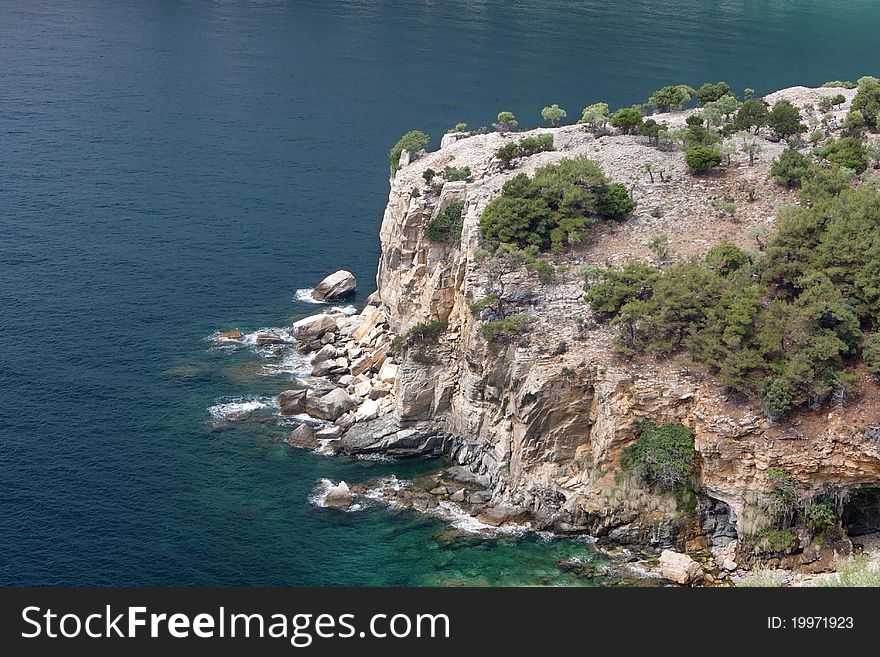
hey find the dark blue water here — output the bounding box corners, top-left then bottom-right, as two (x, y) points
(2, 0), (878, 585)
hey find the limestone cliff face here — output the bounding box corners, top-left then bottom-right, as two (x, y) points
(355, 85), (880, 548)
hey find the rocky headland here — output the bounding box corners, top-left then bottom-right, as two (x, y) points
(219, 84), (880, 585)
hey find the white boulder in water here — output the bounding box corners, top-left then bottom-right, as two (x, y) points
(324, 481), (353, 509)
(312, 270), (356, 301)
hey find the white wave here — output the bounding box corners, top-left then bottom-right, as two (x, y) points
(295, 288), (325, 304)
(260, 349), (312, 377)
(355, 453), (396, 462)
(331, 304), (358, 316)
(207, 396), (276, 420)
(315, 438), (340, 456)
(362, 476), (408, 507)
(433, 500), (531, 536)
(308, 479), (363, 512)
(276, 412), (327, 428)
(308, 478), (335, 507)
(241, 328), (294, 347)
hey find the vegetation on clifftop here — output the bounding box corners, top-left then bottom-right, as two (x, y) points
(479, 156), (634, 253)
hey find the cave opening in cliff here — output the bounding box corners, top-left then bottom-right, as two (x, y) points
(841, 488), (880, 536)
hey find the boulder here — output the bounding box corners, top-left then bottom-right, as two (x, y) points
(355, 398), (380, 422)
(292, 314), (337, 340)
(214, 328), (242, 341)
(276, 389), (307, 416)
(352, 306), (386, 342)
(324, 481), (353, 509)
(288, 424), (317, 449)
(307, 388), (358, 421)
(312, 344), (338, 365)
(315, 425), (343, 439)
(377, 361), (399, 384)
(312, 270), (356, 301)
(712, 541), (738, 572)
(659, 550), (704, 585)
(255, 332), (285, 345)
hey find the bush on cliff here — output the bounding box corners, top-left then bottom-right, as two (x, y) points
(851, 76), (880, 130)
(685, 144), (722, 173)
(586, 176), (880, 419)
(864, 335), (880, 377)
(770, 148), (814, 186)
(696, 81), (732, 105)
(541, 103), (567, 126)
(481, 313), (534, 346)
(479, 157), (634, 252)
(442, 165), (472, 182)
(814, 136), (869, 173)
(610, 106), (643, 134)
(648, 84), (695, 112)
(620, 421), (695, 494)
(495, 133), (555, 168)
(390, 130), (430, 171)
(767, 100), (805, 139)
(732, 98), (769, 134)
(425, 202), (465, 245)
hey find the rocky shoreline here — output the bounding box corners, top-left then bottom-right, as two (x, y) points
(213, 83), (880, 585)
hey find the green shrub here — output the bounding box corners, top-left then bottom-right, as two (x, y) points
(406, 320), (448, 345)
(422, 168), (436, 183)
(733, 98), (769, 134)
(470, 292), (499, 314)
(705, 242), (750, 276)
(541, 103), (567, 126)
(770, 148), (814, 186)
(864, 334), (880, 376)
(481, 313), (534, 345)
(495, 134), (554, 168)
(411, 351), (441, 366)
(685, 145), (722, 173)
(822, 80), (856, 89)
(517, 133), (555, 155)
(766, 467), (800, 520)
(851, 76), (880, 130)
(442, 165), (471, 182)
(390, 130), (430, 171)
(753, 527), (796, 553)
(579, 102), (610, 130)
(425, 202), (465, 245)
(480, 157), (633, 251)
(610, 106), (643, 134)
(493, 111), (518, 133)
(767, 100), (805, 138)
(814, 137), (868, 173)
(805, 498), (838, 533)
(620, 421), (695, 494)
(447, 122), (468, 133)
(526, 258), (556, 283)
(696, 81), (732, 106)
(648, 84), (695, 112)
(760, 377), (794, 420)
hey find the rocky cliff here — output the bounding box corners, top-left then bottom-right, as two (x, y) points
(289, 86), (880, 571)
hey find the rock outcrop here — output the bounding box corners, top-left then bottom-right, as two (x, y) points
(282, 85), (880, 572)
(312, 270), (357, 301)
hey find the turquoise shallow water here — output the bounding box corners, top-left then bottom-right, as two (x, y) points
(1, 0), (878, 585)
